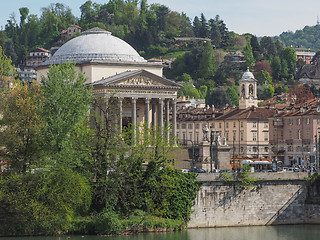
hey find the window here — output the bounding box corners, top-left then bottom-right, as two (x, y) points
(219, 122), (222, 128)
(182, 124), (186, 129)
(264, 132), (268, 141)
(177, 124), (180, 129)
(240, 131), (244, 141)
(264, 122), (268, 128)
(306, 118), (310, 124)
(253, 121), (257, 128)
(253, 146), (257, 152)
(226, 131), (229, 141)
(188, 124), (193, 129)
(297, 119), (301, 125)
(211, 123), (215, 129)
(233, 130), (236, 140)
(195, 124), (199, 129)
(189, 133), (192, 141)
(289, 130), (292, 139)
(317, 119), (320, 124)
(280, 130), (284, 140)
(253, 132), (257, 141)
(297, 129), (301, 140)
(226, 122), (229, 128)
(196, 133), (199, 144)
(240, 147), (244, 152)
(233, 122), (236, 128)
(240, 122), (243, 128)
(264, 147), (269, 152)
(182, 132), (186, 142)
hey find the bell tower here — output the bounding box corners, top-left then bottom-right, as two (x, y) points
(239, 69), (258, 109)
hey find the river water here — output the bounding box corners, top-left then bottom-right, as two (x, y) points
(1, 225), (320, 240)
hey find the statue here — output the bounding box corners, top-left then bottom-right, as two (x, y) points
(202, 124), (209, 142)
(221, 137), (227, 146)
(216, 135), (221, 146)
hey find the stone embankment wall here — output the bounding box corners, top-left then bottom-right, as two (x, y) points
(188, 172), (320, 228)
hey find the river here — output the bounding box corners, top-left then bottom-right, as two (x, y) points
(1, 225), (320, 240)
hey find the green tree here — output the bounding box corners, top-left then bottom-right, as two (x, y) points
(198, 42), (216, 79)
(261, 84), (275, 100)
(40, 62), (92, 167)
(271, 56), (282, 81)
(257, 70), (272, 84)
(243, 40), (255, 69)
(0, 45), (16, 77)
(0, 82), (44, 173)
(226, 85), (239, 106)
(281, 47), (297, 76)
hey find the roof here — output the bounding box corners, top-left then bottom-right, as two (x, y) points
(215, 106), (275, 121)
(41, 27), (146, 66)
(30, 48), (50, 53)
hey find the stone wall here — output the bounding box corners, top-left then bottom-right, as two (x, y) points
(188, 173), (320, 228)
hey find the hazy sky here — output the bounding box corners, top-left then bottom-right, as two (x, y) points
(1, 0), (319, 36)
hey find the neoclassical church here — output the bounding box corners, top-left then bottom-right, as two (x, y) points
(36, 27), (181, 137)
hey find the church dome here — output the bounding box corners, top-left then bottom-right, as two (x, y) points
(242, 69), (255, 80)
(42, 27), (146, 65)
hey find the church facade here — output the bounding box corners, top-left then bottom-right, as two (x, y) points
(36, 27), (180, 138)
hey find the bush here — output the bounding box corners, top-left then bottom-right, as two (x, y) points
(0, 170), (92, 235)
(93, 209), (122, 235)
(238, 164), (256, 188)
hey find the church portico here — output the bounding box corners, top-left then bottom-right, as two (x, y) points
(92, 69), (181, 139)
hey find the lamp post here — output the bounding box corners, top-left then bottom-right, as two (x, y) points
(233, 135), (235, 172)
(210, 125), (214, 173)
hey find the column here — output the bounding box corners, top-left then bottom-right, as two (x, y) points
(165, 99), (170, 143)
(159, 98), (164, 135)
(152, 102), (157, 130)
(145, 98), (150, 131)
(132, 97), (137, 141)
(165, 99), (170, 127)
(172, 99), (177, 143)
(119, 97), (123, 133)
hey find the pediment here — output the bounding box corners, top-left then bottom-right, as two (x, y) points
(94, 69), (181, 89)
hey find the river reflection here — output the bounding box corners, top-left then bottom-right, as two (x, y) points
(1, 225), (320, 240)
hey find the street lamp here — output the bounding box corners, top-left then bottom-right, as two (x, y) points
(210, 125), (215, 173)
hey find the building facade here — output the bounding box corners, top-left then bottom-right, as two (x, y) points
(269, 99), (320, 167)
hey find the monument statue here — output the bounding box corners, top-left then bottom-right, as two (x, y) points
(202, 124), (209, 142)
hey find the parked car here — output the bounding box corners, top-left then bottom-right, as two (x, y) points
(180, 169), (190, 173)
(189, 168), (206, 173)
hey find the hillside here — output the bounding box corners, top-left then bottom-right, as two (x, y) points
(277, 24), (320, 51)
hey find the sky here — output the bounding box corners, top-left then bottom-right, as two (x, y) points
(1, 0), (320, 36)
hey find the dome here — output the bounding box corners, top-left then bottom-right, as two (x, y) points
(42, 27), (146, 65)
(242, 69), (255, 80)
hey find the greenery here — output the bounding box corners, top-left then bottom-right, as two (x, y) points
(237, 164), (257, 188)
(0, 63), (200, 236)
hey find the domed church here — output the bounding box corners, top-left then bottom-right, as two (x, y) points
(36, 27), (180, 136)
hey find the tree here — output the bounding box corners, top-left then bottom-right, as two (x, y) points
(271, 56), (282, 81)
(0, 45), (16, 77)
(198, 42), (216, 79)
(226, 85), (239, 106)
(281, 47), (297, 76)
(261, 84), (275, 100)
(0, 82), (44, 173)
(178, 82), (200, 99)
(192, 16), (201, 37)
(257, 70), (272, 84)
(40, 62), (92, 167)
(209, 19), (222, 48)
(243, 40), (255, 69)
(199, 13), (208, 38)
(207, 88), (231, 108)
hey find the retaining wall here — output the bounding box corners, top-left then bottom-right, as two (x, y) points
(188, 172), (320, 228)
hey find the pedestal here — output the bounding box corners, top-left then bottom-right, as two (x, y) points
(197, 141), (211, 172)
(213, 144), (232, 170)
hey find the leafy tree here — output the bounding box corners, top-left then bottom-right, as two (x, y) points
(0, 45), (16, 77)
(257, 70), (272, 84)
(261, 84), (275, 100)
(207, 88), (231, 108)
(0, 82), (43, 173)
(178, 82), (200, 99)
(281, 47), (297, 76)
(199, 85), (208, 99)
(260, 36), (276, 59)
(226, 85), (239, 106)
(39, 62), (92, 167)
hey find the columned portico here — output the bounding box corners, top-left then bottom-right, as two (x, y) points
(92, 69), (181, 141)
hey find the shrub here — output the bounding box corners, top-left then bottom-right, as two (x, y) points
(93, 209), (122, 235)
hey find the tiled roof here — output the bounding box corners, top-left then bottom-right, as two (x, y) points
(215, 106), (275, 120)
